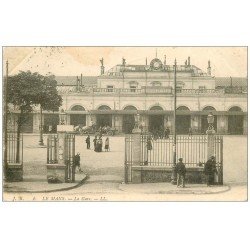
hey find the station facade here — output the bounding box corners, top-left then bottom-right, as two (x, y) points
(8, 57), (248, 135)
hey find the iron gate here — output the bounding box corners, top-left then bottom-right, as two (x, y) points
(7, 133), (23, 164)
(47, 133), (76, 182)
(125, 135), (223, 183)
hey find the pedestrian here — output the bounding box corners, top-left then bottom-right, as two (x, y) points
(73, 152), (83, 173)
(165, 127), (170, 139)
(105, 137), (110, 152)
(176, 158), (186, 188)
(204, 156), (217, 186)
(96, 136), (103, 152)
(93, 135), (97, 152)
(147, 136), (152, 151)
(85, 134), (90, 149)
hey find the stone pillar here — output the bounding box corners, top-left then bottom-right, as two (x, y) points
(86, 114), (91, 126)
(131, 127), (142, 183)
(116, 115), (122, 133)
(112, 114), (116, 128)
(206, 127), (220, 184)
(207, 129), (215, 159)
(243, 115), (247, 135)
(47, 125), (74, 183)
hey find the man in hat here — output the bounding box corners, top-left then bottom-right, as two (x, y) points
(176, 158), (186, 188)
(204, 156), (217, 186)
(73, 152), (83, 173)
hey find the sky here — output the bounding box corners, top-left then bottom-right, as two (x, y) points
(3, 46), (247, 77)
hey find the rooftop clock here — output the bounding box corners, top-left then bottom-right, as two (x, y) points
(150, 58), (163, 70)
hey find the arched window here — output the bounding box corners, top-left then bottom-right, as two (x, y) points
(228, 106), (243, 135)
(124, 105), (137, 110)
(203, 106), (216, 111)
(150, 106), (164, 110)
(98, 105), (111, 110)
(177, 106), (190, 111)
(71, 105), (85, 111)
(229, 106), (243, 112)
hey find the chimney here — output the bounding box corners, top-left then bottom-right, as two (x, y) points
(207, 60), (211, 76)
(80, 73), (83, 86)
(188, 56), (190, 66)
(76, 76), (80, 91)
(146, 57), (148, 66)
(185, 60), (187, 67)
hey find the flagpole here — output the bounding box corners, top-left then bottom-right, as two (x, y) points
(171, 59), (177, 184)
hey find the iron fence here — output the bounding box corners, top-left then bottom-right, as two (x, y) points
(6, 133), (23, 164)
(65, 133), (75, 181)
(125, 134), (223, 167)
(47, 134), (58, 164)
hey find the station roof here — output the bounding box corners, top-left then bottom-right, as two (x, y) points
(55, 76), (98, 86)
(215, 77), (247, 87)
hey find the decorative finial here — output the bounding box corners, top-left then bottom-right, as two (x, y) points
(156, 48), (158, 58)
(122, 57), (126, 66)
(164, 55), (166, 65)
(100, 57), (104, 66)
(146, 57), (148, 65)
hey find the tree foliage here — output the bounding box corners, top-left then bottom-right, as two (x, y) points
(7, 71), (62, 114)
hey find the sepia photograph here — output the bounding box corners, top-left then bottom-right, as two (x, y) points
(2, 46), (248, 201)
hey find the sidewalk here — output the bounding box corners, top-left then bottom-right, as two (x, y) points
(118, 182), (230, 195)
(3, 172), (88, 193)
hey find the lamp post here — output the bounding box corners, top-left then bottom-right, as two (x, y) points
(39, 105), (44, 146)
(171, 59), (177, 184)
(207, 112), (214, 131)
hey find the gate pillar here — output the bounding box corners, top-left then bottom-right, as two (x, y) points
(206, 125), (219, 184)
(131, 124), (142, 183)
(207, 130), (215, 159)
(47, 125), (74, 183)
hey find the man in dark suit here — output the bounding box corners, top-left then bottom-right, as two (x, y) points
(176, 158), (186, 188)
(204, 156), (217, 186)
(73, 153), (83, 173)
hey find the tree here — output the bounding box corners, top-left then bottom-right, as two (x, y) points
(7, 71), (62, 160)
(37, 74), (63, 145)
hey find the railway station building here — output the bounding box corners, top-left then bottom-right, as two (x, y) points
(8, 56), (248, 135)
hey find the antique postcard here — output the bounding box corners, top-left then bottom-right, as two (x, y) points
(2, 46), (248, 201)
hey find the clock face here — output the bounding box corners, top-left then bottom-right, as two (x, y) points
(150, 58), (162, 70)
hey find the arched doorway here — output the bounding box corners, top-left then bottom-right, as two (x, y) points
(96, 105), (112, 128)
(149, 106), (164, 132)
(70, 105), (86, 126)
(201, 106), (217, 134)
(228, 106), (243, 134)
(176, 106), (191, 134)
(123, 106), (137, 134)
